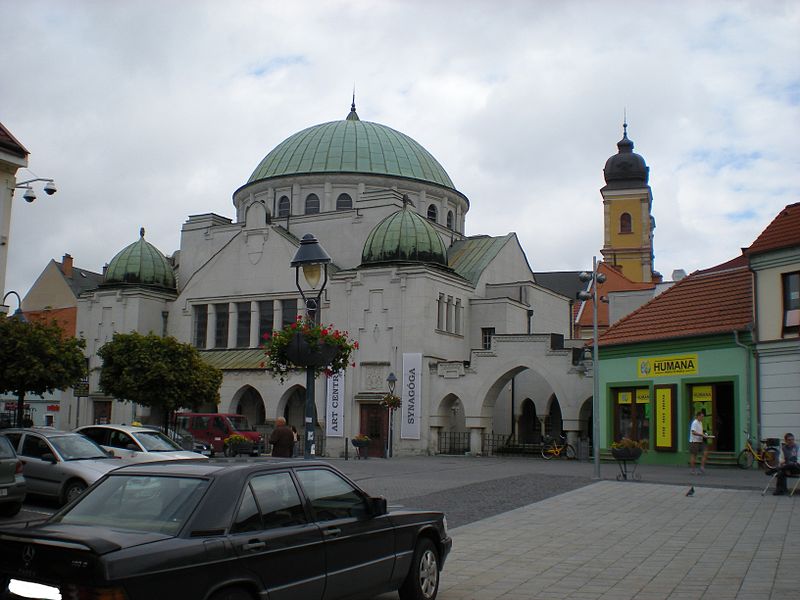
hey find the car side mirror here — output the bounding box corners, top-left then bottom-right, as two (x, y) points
(41, 453), (57, 464)
(369, 496), (388, 517)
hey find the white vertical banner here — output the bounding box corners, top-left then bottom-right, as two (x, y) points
(401, 353), (422, 440)
(325, 370), (344, 438)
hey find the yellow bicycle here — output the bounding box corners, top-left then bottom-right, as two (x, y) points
(540, 434), (576, 460)
(737, 431), (779, 469)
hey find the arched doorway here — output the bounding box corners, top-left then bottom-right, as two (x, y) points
(280, 386), (319, 456)
(518, 398), (538, 444)
(545, 395), (563, 439)
(579, 397), (593, 446)
(234, 386), (265, 426)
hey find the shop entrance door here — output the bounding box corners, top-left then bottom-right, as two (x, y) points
(689, 382), (735, 452)
(359, 404), (387, 458)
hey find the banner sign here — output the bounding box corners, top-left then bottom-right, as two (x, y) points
(655, 386), (674, 449)
(618, 391), (632, 404)
(325, 370), (344, 438)
(637, 354), (698, 378)
(401, 353), (422, 440)
(635, 389), (650, 404)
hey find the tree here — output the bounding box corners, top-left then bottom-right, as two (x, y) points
(0, 317), (87, 427)
(97, 332), (222, 429)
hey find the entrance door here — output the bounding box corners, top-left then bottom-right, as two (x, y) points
(359, 404), (387, 458)
(690, 382), (735, 452)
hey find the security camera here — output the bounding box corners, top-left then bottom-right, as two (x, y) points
(43, 181), (57, 195)
(23, 188), (36, 203)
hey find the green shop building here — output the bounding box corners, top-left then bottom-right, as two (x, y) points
(597, 256), (756, 466)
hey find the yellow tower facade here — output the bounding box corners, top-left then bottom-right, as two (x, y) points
(600, 124), (657, 283)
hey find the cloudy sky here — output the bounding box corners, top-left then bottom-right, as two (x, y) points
(2, 0), (798, 299)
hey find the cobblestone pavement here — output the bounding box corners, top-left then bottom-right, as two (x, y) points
(325, 456), (799, 599)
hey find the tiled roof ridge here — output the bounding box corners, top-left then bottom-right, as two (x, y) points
(746, 202), (800, 256)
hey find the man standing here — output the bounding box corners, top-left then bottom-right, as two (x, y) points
(772, 433), (799, 496)
(689, 409), (709, 474)
(269, 417), (294, 458)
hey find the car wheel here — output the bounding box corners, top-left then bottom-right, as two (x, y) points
(223, 444), (234, 457)
(399, 537), (440, 600)
(208, 586), (253, 600)
(61, 479), (87, 505)
(0, 501), (23, 517)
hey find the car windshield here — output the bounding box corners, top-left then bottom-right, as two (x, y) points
(227, 415), (252, 432)
(53, 474), (208, 535)
(50, 434), (111, 460)
(134, 431), (183, 452)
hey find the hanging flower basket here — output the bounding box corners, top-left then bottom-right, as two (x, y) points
(261, 317), (358, 382)
(381, 393), (402, 410)
(352, 435), (370, 448)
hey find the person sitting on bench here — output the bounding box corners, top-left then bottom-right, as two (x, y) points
(771, 432), (799, 496)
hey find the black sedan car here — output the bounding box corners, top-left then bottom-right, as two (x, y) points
(0, 460), (451, 600)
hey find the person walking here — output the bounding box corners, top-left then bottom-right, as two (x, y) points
(269, 417), (294, 458)
(689, 409), (710, 474)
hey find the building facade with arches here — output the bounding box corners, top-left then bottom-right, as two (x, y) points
(70, 102), (615, 457)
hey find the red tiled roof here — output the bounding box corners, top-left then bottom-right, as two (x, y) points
(746, 202), (800, 256)
(598, 260), (753, 347)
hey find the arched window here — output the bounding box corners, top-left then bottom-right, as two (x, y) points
(620, 212), (632, 234)
(427, 204), (438, 222)
(336, 193), (353, 210)
(305, 193), (320, 214)
(277, 196), (290, 218)
(446, 210), (454, 230)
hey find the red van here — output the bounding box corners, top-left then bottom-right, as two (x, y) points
(174, 413), (263, 457)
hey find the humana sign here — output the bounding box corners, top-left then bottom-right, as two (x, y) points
(637, 354), (698, 378)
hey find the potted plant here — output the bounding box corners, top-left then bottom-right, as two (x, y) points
(351, 433), (371, 448)
(610, 437), (648, 461)
(381, 393), (401, 411)
(224, 433), (253, 457)
(261, 316), (358, 382)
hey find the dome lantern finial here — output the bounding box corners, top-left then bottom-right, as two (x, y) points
(347, 88), (360, 121)
(140, 227), (145, 238)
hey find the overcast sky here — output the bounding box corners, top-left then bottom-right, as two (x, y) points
(2, 0), (798, 299)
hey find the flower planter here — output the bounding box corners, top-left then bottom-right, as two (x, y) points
(611, 447), (643, 461)
(285, 333), (339, 368)
(352, 439), (370, 459)
(225, 441), (254, 457)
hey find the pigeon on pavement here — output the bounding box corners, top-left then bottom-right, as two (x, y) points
(686, 486), (695, 497)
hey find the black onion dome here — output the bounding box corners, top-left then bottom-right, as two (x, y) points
(603, 123), (649, 189)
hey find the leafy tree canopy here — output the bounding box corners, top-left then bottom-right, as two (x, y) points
(97, 332), (222, 415)
(0, 317), (87, 398)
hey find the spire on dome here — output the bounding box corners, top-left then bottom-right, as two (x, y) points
(346, 89), (360, 121)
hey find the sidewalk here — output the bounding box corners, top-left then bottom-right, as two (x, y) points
(437, 481), (799, 600)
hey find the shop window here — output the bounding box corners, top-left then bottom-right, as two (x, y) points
(620, 212), (632, 234)
(481, 327), (495, 350)
(193, 304), (208, 348)
(783, 271), (800, 336)
(427, 204), (438, 222)
(612, 387), (650, 443)
(336, 193), (353, 210)
(446, 210), (454, 230)
(277, 196), (290, 217)
(305, 193), (320, 214)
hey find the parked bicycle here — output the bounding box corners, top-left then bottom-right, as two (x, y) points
(737, 431), (779, 469)
(541, 433), (576, 460)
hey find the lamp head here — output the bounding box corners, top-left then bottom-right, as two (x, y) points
(386, 372), (397, 393)
(596, 273), (607, 284)
(578, 291), (593, 301)
(578, 271), (591, 283)
(22, 187), (36, 203)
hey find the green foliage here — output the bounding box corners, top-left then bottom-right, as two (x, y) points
(0, 317), (87, 398)
(97, 332), (222, 415)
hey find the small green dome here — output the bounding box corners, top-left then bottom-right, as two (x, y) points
(247, 104), (455, 190)
(103, 228), (176, 290)
(362, 200), (448, 266)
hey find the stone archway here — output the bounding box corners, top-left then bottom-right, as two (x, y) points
(232, 385), (265, 427)
(545, 395), (563, 438)
(579, 397), (593, 442)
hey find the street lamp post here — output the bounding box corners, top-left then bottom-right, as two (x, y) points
(579, 256), (606, 480)
(290, 233), (332, 460)
(385, 372), (398, 458)
(1, 290), (26, 320)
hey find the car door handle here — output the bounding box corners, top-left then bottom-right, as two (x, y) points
(242, 540), (266, 551)
(322, 527), (341, 538)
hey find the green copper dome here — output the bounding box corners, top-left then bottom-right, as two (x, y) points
(103, 228), (176, 290)
(248, 104), (455, 190)
(362, 200), (448, 266)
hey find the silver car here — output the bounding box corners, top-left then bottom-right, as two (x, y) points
(0, 428), (128, 505)
(75, 424), (209, 462)
(0, 435), (26, 517)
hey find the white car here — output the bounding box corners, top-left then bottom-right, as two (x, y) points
(75, 425), (208, 463)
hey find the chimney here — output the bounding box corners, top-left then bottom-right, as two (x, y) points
(62, 253), (73, 278)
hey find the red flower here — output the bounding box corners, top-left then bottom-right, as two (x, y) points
(262, 332), (270, 340)
(321, 328), (329, 336)
(353, 341), (359, 349)
(290, 322), (297, 329)
(259, 362), (265, 368)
